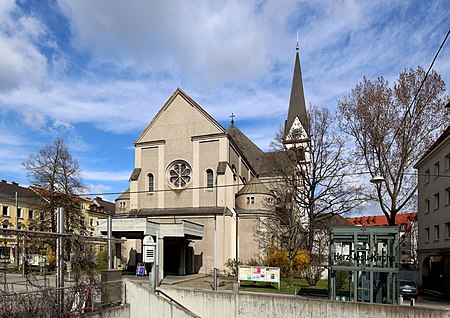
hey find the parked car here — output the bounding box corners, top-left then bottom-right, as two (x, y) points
(399, 279), (419, 300)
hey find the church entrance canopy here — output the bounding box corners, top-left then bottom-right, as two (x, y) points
(101, 218), (203, 240)
(100, 218), (204, 276)
(329, 226), (399, 304)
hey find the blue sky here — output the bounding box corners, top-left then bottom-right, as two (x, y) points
(0, 0), (449, 203)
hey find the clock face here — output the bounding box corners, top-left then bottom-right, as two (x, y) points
(290, 128), (303, 139)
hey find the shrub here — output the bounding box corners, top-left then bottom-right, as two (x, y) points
(225, 258), (243, 276)
(265, 245), (311, 279)
(96, 248), (108, 270)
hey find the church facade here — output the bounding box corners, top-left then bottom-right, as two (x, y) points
(110, 49), (310, 278)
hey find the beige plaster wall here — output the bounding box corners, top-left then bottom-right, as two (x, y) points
(138, 146), (159, 208)
(198, 140), (219, 207)
(237, 217), (261, 262)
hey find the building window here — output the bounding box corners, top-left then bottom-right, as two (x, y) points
(119, 202), (126, 209)
(425, 227), (429, 242)
(205, 169), (214, 188)
(0, 246), (10, 259)
(434, 225), (440, 240)
(2, 206), (9, 216)
(90, 218), (94, 227)
(434, 162), (440, 178)
(434, 193), (440, 210)
(446, 222), (450, 238)
(246, 196), (255, 204)
(242, 177), (247, 184)
(80, 216), (85, 227)
(2, 223), (8, 229)
(445, 187), (450, 205)
(425, 169), (430, 184)
(425, 198), (430, 213)
(28, 210), (33, 219)
(17, 208), (22, 218)
(148, 173), (154, 192)
(168, 161), (191, 189)
(446, 154), (450, 170)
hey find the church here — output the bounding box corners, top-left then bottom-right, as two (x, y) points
(108, 47), (310, 279)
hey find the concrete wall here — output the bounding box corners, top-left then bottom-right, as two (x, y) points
(124, 279), (198, 318)
(159, 286), (448, 318)
(84, 305), (130, 318)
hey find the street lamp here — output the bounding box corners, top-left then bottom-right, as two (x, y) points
(370, 175), (385, 185)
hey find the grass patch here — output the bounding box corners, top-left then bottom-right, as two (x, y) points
(237, 277), (328, 295)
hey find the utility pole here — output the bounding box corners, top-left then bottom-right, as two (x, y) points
(56, 207), (65, 313)
(213, 215), (217, 291)
(56, 207), (65, 310)
(15, 192), (19, 268)
(107, 215), (112, 269)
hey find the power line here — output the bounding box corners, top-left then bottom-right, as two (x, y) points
(2, 170), (449, 199)
(386, 29), (449, 151)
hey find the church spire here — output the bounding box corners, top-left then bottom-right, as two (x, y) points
(284, 40), (309, 141)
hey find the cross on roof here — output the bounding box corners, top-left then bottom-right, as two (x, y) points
(230, 113), (236, 125)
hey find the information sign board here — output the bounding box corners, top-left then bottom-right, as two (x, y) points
(238, 266), (280, 289)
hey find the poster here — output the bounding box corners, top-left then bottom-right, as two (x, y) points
(238, 266), (280, 284)
(136, 262), (146, 276)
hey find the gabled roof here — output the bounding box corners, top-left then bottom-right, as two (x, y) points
(29, 185), (81, 204)
(92, 197), (116, 216)
(316, 214), (354, 229)
(258, 151), (292, 178)
(346, 212), (417, 231)
(0, 180), (35, 198)
(227, 123), (265, 173)
(284, 50), (309, 138)
(135, 88), (227, 145)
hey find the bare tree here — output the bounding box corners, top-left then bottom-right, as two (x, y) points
(339, 67), (448, 225)
(262, 105), (363, 284)
(23, 138), (85, 233)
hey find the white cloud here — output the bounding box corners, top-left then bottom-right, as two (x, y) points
(82, 170), (130, 182)
(0, 0), (448, 197)
(56, 0), (295, 86)
(85, 183), (113, 195)
(0, 1), (48, 91)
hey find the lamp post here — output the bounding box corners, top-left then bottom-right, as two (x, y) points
(370, 175), (385, 185)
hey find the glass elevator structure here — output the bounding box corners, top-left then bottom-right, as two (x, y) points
(329, 226), (399, 304)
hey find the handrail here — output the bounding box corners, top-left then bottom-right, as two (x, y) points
(155, 288), (201, 318)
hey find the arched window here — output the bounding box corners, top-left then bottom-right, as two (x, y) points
(206, 169), (214, 188)
(148, 173), (154, 192)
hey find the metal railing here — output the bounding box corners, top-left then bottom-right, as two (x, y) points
(0, 278), (124, 317)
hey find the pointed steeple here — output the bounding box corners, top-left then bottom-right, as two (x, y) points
(284, 44), (309, 140)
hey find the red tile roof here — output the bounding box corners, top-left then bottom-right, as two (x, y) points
(346, 212), (417, 230)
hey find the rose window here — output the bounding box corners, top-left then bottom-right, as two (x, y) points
(168, 161), (191, 188)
